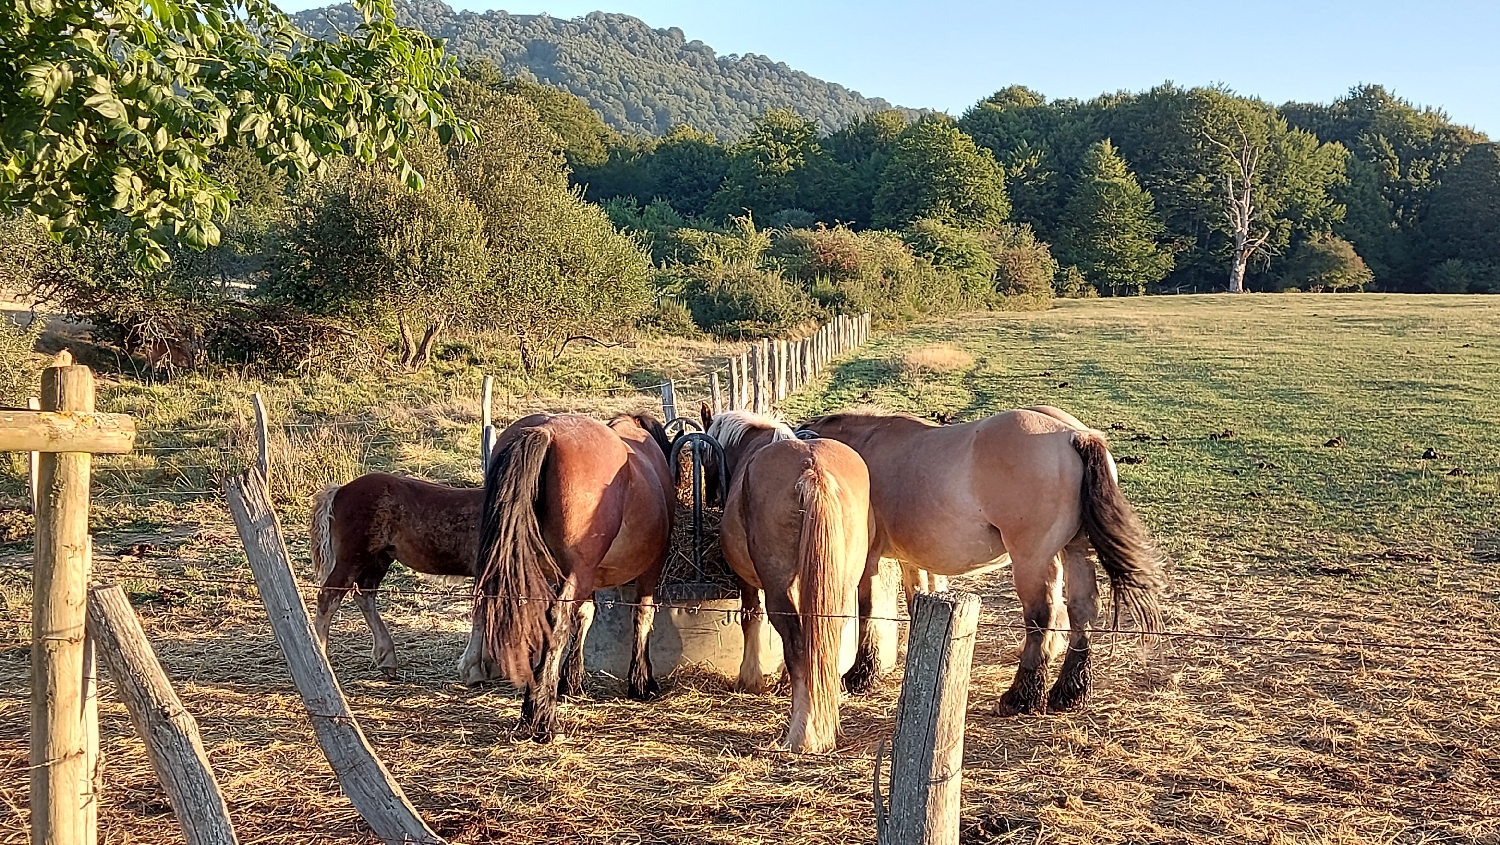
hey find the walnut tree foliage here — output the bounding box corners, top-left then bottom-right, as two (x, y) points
(1, 0), (468, 268)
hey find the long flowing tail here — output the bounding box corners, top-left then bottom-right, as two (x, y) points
(475, 427), (561, 688)
(309, 484), (342, 584)
(796, 466), (853, 752)
(1073, 432), (1166, 635)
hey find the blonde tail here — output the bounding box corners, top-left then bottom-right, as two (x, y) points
(796, 467), (851, 753)
(309, 484), (342, 584)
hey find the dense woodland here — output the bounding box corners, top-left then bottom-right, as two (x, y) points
(294, 1), (919, 140)
(3, 1), (1498, 379)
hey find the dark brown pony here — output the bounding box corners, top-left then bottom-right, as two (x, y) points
(471, 412), (674, 742)
(705, 407), (873, 752)
(801, 407), (1165, 715)
(310, 473), (482, 678)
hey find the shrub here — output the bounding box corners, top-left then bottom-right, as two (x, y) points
(771, 224), (971, 322)
(902, 218), (996, 301)
(983, 224), (1058, 300)
(1277, 235), (1374, 292)
(680, 263), (816, 338)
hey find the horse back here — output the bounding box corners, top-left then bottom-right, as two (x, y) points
(334, 472), (483, 578)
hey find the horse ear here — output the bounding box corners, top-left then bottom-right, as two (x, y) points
(700, 401), (713, 430)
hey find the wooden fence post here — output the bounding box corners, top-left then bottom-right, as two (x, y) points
(28, 396), (40, 514)
(87, 585), (238, 845)
(710, 371), (723, 413)
(661, 380), (677, 423)
(876, 590), (980, 845)
(752, 342), (767, 414)
(775, 339), (788, 403)
(480, 375), (495, 473)
(738, 353), (750, 410)
(31, 353), (98, 845)
(251, 393), (269, 486)
(224, 471), (447, 845)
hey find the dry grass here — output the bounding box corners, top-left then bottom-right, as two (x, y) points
(901, 344), (975, 375)
(3, 296), (1500, 844)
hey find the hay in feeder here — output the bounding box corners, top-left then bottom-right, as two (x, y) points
(663, 502), (736, 596)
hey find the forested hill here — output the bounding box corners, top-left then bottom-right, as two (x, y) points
(293, 0), (918, 139)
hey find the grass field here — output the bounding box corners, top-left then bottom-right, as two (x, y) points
(2, 294), (1498, 844)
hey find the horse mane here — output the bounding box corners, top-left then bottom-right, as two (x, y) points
(799, 410), (934, 430)
(611, 413), (672, 457)
(707, 409), (796, 451)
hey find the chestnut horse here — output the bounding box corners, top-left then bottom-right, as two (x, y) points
(801, 407), (1165, 715)
(310, 473), (482, 678)
(470, 412), (674, 742)
(705, 408), (873, 752)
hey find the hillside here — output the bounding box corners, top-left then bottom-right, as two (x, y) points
(293, 0), (919, 140)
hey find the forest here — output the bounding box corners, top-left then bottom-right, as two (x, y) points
(3, 0), (1498, 379)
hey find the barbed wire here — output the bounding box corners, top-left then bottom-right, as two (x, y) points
(6, 563), (1500, 659)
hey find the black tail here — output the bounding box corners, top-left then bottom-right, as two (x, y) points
(475, 426), (560, 687)
(1073, 432), (1166, 636)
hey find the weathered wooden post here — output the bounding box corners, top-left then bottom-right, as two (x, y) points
(710, 371), (723, 413)
(225, 470), (446, 845)
(480, 375), (495, 472)
(87, 586), (238, 845)
(15, 352), (136, 845)
(780, 339), (792, 402)
(753, 342), (769, 414)
(251, 393), (269, 486)
(661, 380), (677, 423)
(876, 590), (980, 845)
(28, 396), (40, 513)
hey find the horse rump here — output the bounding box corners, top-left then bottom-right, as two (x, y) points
(475, 426), (562, 688)
(1072, 432), (1166, 636)
(309, 483), (342, 584)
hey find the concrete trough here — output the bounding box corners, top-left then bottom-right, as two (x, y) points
(583, 559), (903, 680)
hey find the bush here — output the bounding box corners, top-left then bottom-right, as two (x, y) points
(1277, 235), (1374, 292)
(772, 224), (969, 321)
(983, 224), (1059, 300)
(0, 317), (44, 406)
(1055, 266), (1099, 298)
(901, 218), (996, 301)
(680, 263), (816, 338)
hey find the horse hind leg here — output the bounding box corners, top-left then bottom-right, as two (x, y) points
(352, 589), (399, 679)
(1048, 533), (1100, 712)
(627, 580), (662, 701)
(735, 576), (769, 694)
(521, 589), (582, 743)
(560, 597), (595, 699)
(765, 592), (810, 751)
(842, 548), (882, 695)
(995, 551), (1063, 717)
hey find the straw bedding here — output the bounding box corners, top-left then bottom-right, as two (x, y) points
(2, 523), (1498, 844)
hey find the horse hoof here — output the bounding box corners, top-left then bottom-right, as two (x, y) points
(381, 667), (399, 681)
(1046, 689), (1088, 713)
(994, 691), (1043, 717)
(627, 680), (662, 701)
(843, 668), (881, 696)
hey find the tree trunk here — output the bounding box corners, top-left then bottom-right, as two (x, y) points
(1228, 233), (1249, 294)
(410, 316), (448, 369)
(518, 337), (537, 373)
(396, 316), (418, 368)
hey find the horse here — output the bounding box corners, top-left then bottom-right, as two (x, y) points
(469, 412), (674, 743)
(309, 473), (483, 678)
(704, 407), (873, 753)
(800, 406), (1166, 716)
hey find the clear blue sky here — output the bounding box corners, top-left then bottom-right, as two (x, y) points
(281, 0), (1500, 136)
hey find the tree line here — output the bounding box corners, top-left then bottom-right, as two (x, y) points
(572, 83), (1497, 296)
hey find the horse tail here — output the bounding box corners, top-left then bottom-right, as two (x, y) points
(475, 426), (561, 688)
(1073, 431), (1166, 636)
(796, 464), (851, 752)
(309, 483), (342, 584)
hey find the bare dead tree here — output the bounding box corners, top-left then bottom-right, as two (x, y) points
(1205, 118), (1272, 294)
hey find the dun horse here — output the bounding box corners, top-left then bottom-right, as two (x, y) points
(801, 407), (1165, 715)
(310, 473), (483, 677)
(705, 407), (872, 752)
(471, 412), (674, 742)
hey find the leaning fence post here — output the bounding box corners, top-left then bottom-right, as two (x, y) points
(877, 590), (980, 845)
(710, 371), (723, 413)
(224, 470), (446, 845)
(87, 585), (238, 845)
(251, 393), (269, 486)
